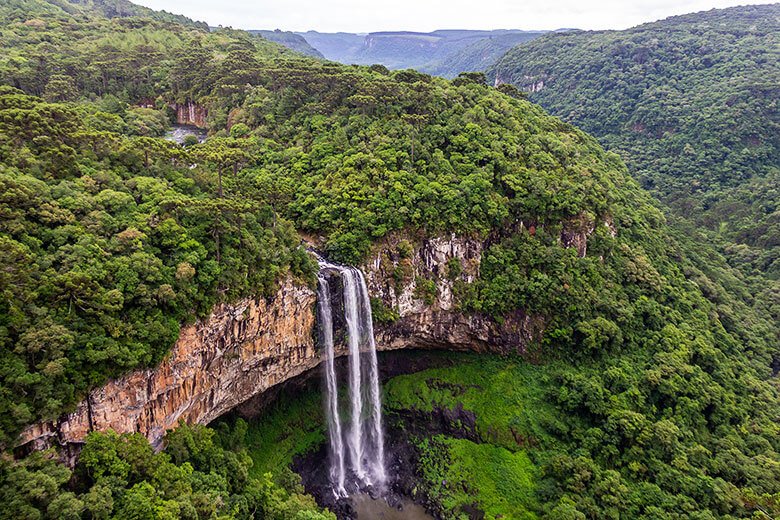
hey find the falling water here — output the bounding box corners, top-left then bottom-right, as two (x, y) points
(357, 275), (386, 487)
(342, 269), (368, 483)
(316, 260), (387, 496)
(316, 274), (346, 496)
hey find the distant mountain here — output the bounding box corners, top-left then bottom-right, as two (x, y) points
(488, 4), (780, 279)
(249, 29), (324, 58)
(294, 29), (550, 77)
(425, 31), (544, 78)
(297, 31), (367, 62)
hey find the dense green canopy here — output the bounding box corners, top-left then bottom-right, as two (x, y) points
(488, 4), (780, 282)
(0, 1), (778, 519)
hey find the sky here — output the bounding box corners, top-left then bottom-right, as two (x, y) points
(133, 0), (776, 32)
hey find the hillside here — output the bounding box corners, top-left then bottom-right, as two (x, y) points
(0, 1), (779, 519)
(296, 30), (366, 62)
(296, 29), (548, 77)
(425, 31), (546, 78)
(488, 4), (780, 283)
(0, 0), (208, 27)
(248, 29), (324, 58)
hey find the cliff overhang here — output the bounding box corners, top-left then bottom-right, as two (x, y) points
(16, 227), (599, 458)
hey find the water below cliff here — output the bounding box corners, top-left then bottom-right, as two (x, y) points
(165, 124), (207, 144)
(219, 350), (468, 520)
(353, 494), (434, 519)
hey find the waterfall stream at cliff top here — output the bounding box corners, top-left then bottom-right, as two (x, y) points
(316, 261), (387, 498)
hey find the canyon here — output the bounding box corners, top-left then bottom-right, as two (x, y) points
(15, 231), (582, 460)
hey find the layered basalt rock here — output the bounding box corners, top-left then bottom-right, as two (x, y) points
(364, 234), (544, 355)
(17, 278), (317, 456)
(17, 227), (600, 458)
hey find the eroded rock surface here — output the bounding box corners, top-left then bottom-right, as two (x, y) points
(171, 101), (208, 127)
(18, 278), (317, 454)
(18, 231), (595, 457)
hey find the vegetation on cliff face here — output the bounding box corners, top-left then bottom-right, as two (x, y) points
(0, 1), (778, 519)
(488, 4), (780, 283)
(248, 30), (325, 59)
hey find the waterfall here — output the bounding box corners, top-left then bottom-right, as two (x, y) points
(316, 260), (387, 496)
(342, 269), (368, 483)
(316, 274), (347, 496)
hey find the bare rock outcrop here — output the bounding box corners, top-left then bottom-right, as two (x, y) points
(364, 234), (544, 355)
(18, 278), (317, 455)
(18, 228), (605, 458)
(172, 101), (208, 127)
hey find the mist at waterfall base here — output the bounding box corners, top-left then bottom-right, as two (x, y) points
(316, 260), (387, 498)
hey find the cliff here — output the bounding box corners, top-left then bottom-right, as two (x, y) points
(17, 278), (317, 458)
(172, 101), (208, 127)
(17, 229), (596, 457)
(365, 234), (545, 355)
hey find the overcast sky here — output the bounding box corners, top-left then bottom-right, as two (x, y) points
(132, 0), (775, 32)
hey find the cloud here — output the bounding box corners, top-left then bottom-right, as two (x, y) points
(134, 0), (777, 32)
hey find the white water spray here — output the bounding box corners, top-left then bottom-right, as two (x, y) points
(316, 274), (347, 496)
(316, 260), (387, 495)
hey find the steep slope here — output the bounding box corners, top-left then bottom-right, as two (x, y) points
(249, 29), (325, 58)
(425, 31), (548, 78)
(488, 4), (780, 281)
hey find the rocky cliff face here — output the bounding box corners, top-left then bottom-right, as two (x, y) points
(17, 227), (598, 458)
(172, 101), (208, 127)
(18, 278), (317, 457)
(364, 234), (544, 355)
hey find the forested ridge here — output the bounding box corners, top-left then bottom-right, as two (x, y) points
(0, 1), (778, 519)
(488, 4), (780, 284)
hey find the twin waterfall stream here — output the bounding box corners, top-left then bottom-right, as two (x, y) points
(316, 260), (387, 498)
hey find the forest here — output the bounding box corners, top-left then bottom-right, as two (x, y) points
(0, 0), (778, 519)
(488, 4), (780, 286)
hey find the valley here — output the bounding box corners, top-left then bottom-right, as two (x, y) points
(291, 29), (549, 78)
(0, 1), (778, 519)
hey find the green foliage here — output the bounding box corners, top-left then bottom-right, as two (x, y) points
(0, 3), (778, 519)
(0, 423), (334, 519)
(446, 256), (462, 280)
(489, 4), (780, 283)
(0, 2), (288, 104)
(224, 66), (625, 264)
(217, 390), (326, 479)
(0, 89), (314, 443)
(417, 436), (539, 520)
(385, 355), (560, 449)
(385, 353), (780, 519)
(181, 134), (199, 147)
(414, 277), (438, 305)
(370, 297), (400, 324)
